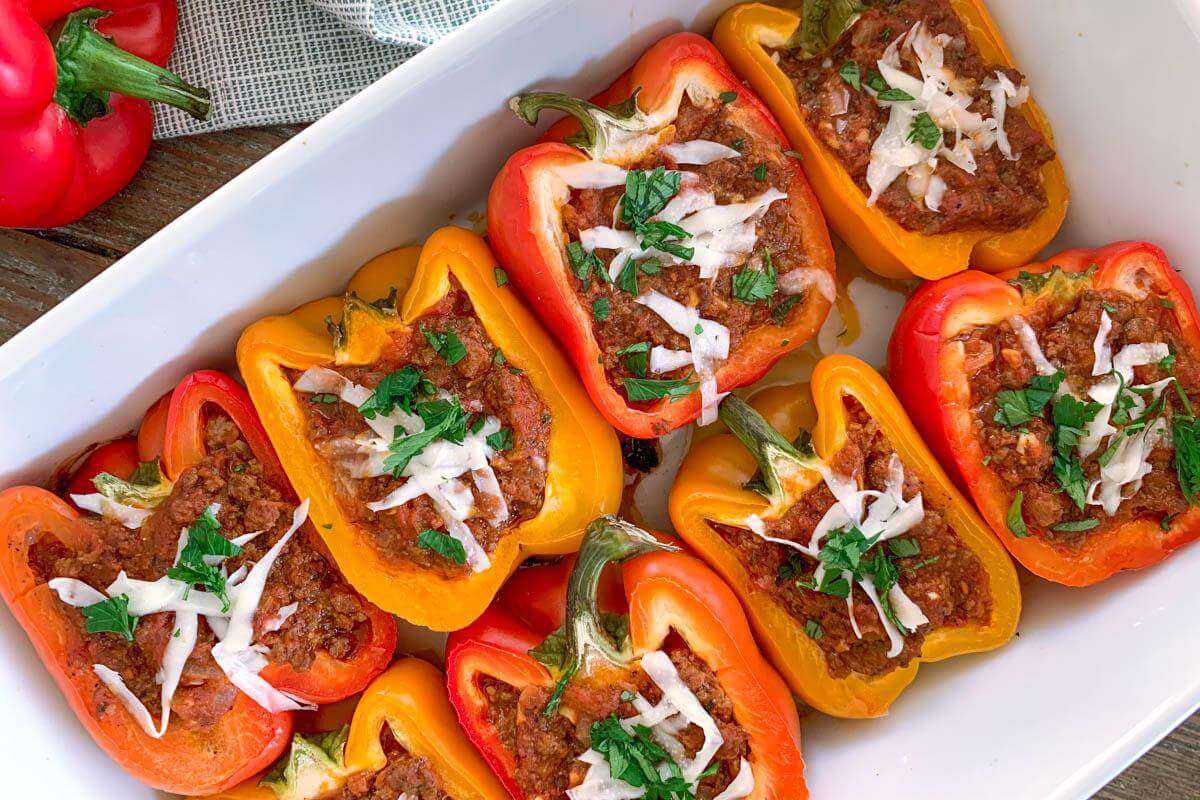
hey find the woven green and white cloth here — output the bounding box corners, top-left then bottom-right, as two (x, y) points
(154, 0), (499, 138)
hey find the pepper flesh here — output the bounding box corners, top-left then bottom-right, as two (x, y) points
(0, 485), (293, 795)
(446, 517), (808, 800)
(487, 32), (835, 438)
(0, 0), (210, 228)
(668, 355), (1020, 717)
(237, 226), (622, 630)
(199, 658), (509, 800)
(711, 1), (1068, 280)
(889, 241), (1200, 585)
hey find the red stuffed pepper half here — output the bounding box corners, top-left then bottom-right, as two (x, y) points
(0, 370), (395, 794)
(488, 32), (836, 438)
(890, 241), (1200, 585)
(446, 516), (807, 800)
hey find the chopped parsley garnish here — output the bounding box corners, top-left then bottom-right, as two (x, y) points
(992, 370), (1063, 427)
(616, 341), (650, 378)
(888, 537), (921, 558)
(421, 326), (467, 366)
(1052, 519), (1100, 533)
(615, 257), (662, 295)
(731, 254), (778, 304)
(1173, 416), (1200, 505)
(838, 60), (861, 91)
(636, 220), (694, 261)
(493, 349), (506, 367)
(782, 148), (803, 160)
(771, 294), (802, 325)
(869, 548), (908, 634)
(357, 365), (431, 418)
(590, 715), (694, 799)
(486, 428), (514, 452)
(309, 393), (339, 404)
(1160, 298), (1176, 309)
(621, 167), (680, 228)
(494, 267), (509, 287)
(718, 90), (738, 104)
(231, 463), (247, 473)
(730, 138), (745, 151)
(1051, 393), (1102, 510)
(567, 240), (610, 289)
(1007, 490), (1029, 538)
(904, 556), (941, 573)
(1161, 514), (1178, 531)
(167, 507), (242, 612)
(416, 529), (467, 565)
(1101, 303), (1119, 314)
(753, 163), (767, 181)
(592, 297), (611, 322)
(877, 86), (915, 102)
(804, 619), (824, 641)
(82, 595), (139, 640)
(906, 111), (942, 150)
(865, 71), (887, 92)
(623, 376), (698, 402)
(384, 397), (469, 475)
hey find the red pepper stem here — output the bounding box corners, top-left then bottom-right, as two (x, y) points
(540, 516), (676, 714)
(52, 9), (211, 125)
(509, 90), (647, 160)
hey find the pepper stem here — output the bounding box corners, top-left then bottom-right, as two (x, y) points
(52, 9), (211, 125)
(508, 89), (648, 160)
(718, 395), (821, 509)
(537, 516), (677, 714)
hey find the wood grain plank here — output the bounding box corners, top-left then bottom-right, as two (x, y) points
(1, 124), (1197, 800)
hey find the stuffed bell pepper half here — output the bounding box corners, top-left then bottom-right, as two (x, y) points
(713, 0), (1068, 279)
(668, 355), (1019, 717)
(488, 32), (836, 437)
(0, 369), (395, 795)
(238, 227), (622, 630)
(447, 516), (807, 800)
(201, 658), (508, 800)
(890, 241), (1200, 586)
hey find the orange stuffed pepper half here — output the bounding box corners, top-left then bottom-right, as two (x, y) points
(713, 0), (1068, 279)
(669, 356), (1019, 717)
(488, 32), (836, 437)
(237, 227), (622, 631)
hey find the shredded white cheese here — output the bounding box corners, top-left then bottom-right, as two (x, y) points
(555, 161), (630, 189)
(634, 291), (730, 425)
(660, 139), (742, 165)
(69, 494), (154, 529)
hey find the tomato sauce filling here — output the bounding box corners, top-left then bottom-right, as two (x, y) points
(560, 94), (827, 410)
(772, 0), (1054, 235)
(29, 414), (371, 730)
(960, 283), (1200, 543)
(480, 647), (749, 800)
(711, 398), (991, 678)
(291, 281), (550, 575)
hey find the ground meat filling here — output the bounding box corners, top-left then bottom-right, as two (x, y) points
(331, 723), (450, 800)
(28, 415), (370, 730)
(712, 398), (991, 679)
(561, 95), (818, 400)
(481, 648), (749, 800)
(961, 287), (1200, 543)
(291, 282), (550, 575)
(773, 0), (1054, 234)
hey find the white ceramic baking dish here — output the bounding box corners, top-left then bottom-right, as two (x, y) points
(3, 0), (1200, 797)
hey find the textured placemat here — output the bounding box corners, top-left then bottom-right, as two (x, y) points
(154, 0), (498, 138)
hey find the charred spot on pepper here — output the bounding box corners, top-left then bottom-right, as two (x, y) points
(620, 434), (661, 473)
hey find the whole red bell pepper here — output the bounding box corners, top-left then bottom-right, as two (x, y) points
(889, 241), (1200, 585)
(153, 369), (397, 702)
(447, 516), (808, 800)
(488, 32), (835, 438)
(0, 0), (210, 228)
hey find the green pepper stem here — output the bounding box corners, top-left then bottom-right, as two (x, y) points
(508, 89), (647, 160)
(718, 395), (820, 507)
(541, 516), (677, 714)
(52, 9), (211, 125)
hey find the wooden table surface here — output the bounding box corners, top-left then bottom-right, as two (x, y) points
(2, 127), (1198, 799)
